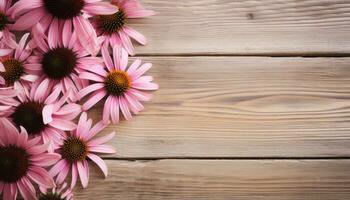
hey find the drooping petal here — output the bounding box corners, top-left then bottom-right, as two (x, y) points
(87, 154), (108, 177)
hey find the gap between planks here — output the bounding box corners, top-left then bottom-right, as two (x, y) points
(103, 157), (350, 161)
(133, 52), (350, 58)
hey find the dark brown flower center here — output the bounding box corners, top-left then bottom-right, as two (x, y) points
(42, 47), (77, 80)
(97, 10), (126, 34)
(0, 58), (24, 86)
(39, 193), (65, 200)
(0, 146), (30, 183)
(0, 12), (8, 31)
(61, 137), (88, 162)
(11, 101), (45, 135)
(105, 70), (131, 96)
(43, 0), (85, 19)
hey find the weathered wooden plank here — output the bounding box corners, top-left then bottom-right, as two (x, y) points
(131, 0), (350, 55)
(75, 159), (350, 200)
(89, 56), (350, 158)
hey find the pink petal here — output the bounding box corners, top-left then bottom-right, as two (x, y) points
(56, 162), (70, 185)
(49, 119), (77, 131)
(62, 20), (72, 47)
(34, 78), (50, 102)
(132, 63), (152, 80)
(79, 72), (105, 82)
(54, 103), (82, 120)
(73, 16), (99, 55)
(124, 93), (144, 114)
(0, 49), (12, 56)
(110, 97), (120, 124)
(48, 18), (59, 48)
(85, 121), (107, 141)
(87, 154), (108, 177)
(119, 47), (128, 71)
(17, 127), (28, 148)
(77, 161), (89, 188)
(88, 132), (115, 147)
(3, 183), (17, 200)
(101, 45), (114, 71)
(71, 163), (78, 189)
(42, 104), (54, 124)
(17, 179), (36, 200)
(28, 167), (55, 188)
(30, 153), (61, 167)
(119, 97), (132, 120)
(128, 88), (152, 101)
(123, 26), (147, 45)
(127, 9), (155, 18)
(26, 142), (49, 155)
(76, 83), (105, 101)
(127, 59), (141, 75)
(132, 82), (159, 90)
(103, 96), (112, 124)
(83, 2), (118, 15)
(12, 8), (45, 30)
(118, 30), (135, 55)
(49, 159), (68, 177)
(82, 90), (107, 111)
(89, 145), (116, 154)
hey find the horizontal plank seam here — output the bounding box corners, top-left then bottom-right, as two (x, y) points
(102, 157), (350, 161)
(134, 53), (350, 58)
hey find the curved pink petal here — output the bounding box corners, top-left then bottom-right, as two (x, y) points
(87, 154), (108, 177)
(42, 104), (54, 124)
(123, 26), (147, 45)
(12, 8), (45, 30)
(28, 167), (55, 188)
(49, 119), (77, 131)
(82, 90), (106, 111)
(88, 132), (115, 147)
(77, 161), (89, 188)
(89, 145), (116, 154)
(83, 2), (118, 15)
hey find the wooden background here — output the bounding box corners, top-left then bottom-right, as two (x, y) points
(75, 0), (350, 199)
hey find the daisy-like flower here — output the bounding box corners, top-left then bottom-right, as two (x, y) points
(9, 0), (118, 55)
(92, 0), (155, 55)
(2, 80), (81, 151)
(28, 24), (104, 101)
(76, 45), (158, 124)
(0, 119), (60, 200)
(0, 0), (16, 48)
(38, 182), (73, 200)
(0, 33), (37, 88)
(49, 112), (115, 188)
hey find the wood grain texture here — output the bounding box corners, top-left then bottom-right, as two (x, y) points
(89, 56), (350, 158)
(75, 159), (350, 200)
(132, 0), (350, 55)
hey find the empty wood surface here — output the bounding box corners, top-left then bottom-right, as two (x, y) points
(131, 0), (350, 55)
(75, 159), (350, 200)
(76, 0), (350, 199)
(88, 56), (350, 158)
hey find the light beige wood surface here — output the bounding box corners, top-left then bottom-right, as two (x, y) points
(89, 56), (350, 158)
(132, 0), (350, 55)
(75, 159), (350, 200)
(76, 0), (350, 199)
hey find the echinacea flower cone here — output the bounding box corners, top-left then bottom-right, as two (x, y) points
(0, 119), (61, 200)
(2, 80), (81, 151)
(76, 45), (158, 124)
(9, 0), (118, 55)
(92, 0), (155, 55)
(0, 0), (17, 49)
(49, 112), (116, 189)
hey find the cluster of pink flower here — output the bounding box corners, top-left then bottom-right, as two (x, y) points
(0, 0), (158, 199)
